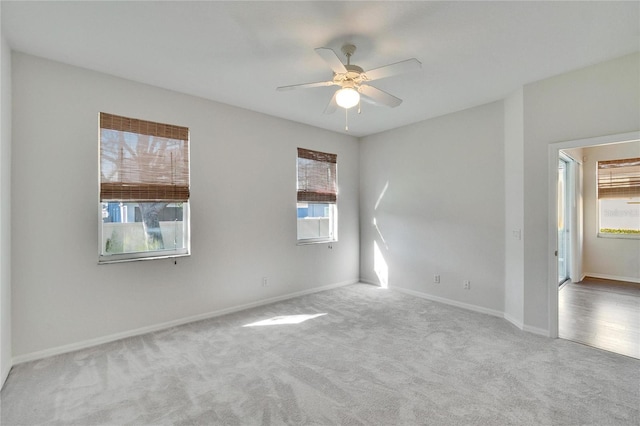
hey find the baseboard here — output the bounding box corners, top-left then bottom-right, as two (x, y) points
(389, 286), (551, 337)
(390, 286), (503, 318)
(522, 324), (548, 337)
(503, 313), (524, 330)
(1, 362), (10, 390)
(583, 273), (640, 284)
(503, 313), (549, 336)
(12, 279), (358, 365)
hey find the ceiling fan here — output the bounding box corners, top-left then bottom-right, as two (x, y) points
(277, 44), (422, 114)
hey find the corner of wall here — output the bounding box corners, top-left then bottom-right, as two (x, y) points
(503, 88), (525, 326)
(0, 31), (13, 388)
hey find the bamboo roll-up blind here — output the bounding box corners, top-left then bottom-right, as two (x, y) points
(597, 157), (640, 199)
(297, 148), (337, 203)
(100, 113), (190, 202)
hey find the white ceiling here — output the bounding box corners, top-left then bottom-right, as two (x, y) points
(2, 1), (639, 137)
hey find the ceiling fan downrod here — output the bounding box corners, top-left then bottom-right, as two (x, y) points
(341, 44), (356, 66)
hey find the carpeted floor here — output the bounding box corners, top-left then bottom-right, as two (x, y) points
(1, 283), (638, 425)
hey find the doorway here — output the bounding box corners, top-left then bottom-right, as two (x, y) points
(548, 131), (640, 348)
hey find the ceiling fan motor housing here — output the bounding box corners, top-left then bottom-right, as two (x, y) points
(341, 43), (357, 56)
(334, 64), (365, 86)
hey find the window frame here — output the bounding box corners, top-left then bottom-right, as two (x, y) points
(98, 113), (191, 263)
(98, 203), (191, 263)
(296, 148), (338, 244)
(296, 202), (338, 245)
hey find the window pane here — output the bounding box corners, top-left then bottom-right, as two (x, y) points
(297, 203), (335, 241)
(599, 198), (640, 234)
(101, 202), (187, 256)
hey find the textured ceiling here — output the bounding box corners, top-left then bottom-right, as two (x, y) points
(2, 1), (639, 137)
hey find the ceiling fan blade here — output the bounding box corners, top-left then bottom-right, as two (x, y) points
(314, 47), (347, 74)
(364, 58), (422, 81)
(324, 92), (338, 114)
(276, 80), (335, 91)
(359, 85), (402, 108)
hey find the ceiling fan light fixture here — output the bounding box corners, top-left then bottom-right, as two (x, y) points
(335, 87), (360, 109)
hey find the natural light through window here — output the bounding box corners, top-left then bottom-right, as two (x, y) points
(597, 157), (640, 238)
(242, 313), (327, 327)
(297, 148), (338, 243)
(374, 181), (389, 211)
(374, 240), (389, 289)
(99, 113), (190, 263)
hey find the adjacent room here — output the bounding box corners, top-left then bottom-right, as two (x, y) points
(557, 141), (640, 359)
(0, 1), (638, 424)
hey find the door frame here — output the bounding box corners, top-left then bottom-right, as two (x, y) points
(557, 153), (571, 286)
(547, 131), (640, 338)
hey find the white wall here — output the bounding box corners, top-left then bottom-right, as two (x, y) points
(11, 53), (360, 361)
(359, 101), (505, 315)
(522, 52), (640, 332)
(582, 142), (640, 282)
(0, 31), (13, 386)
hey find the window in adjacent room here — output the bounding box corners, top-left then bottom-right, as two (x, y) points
(597, 157), (640, 238)
(296, 148), (337, 243)
(99, 112), (190, 263)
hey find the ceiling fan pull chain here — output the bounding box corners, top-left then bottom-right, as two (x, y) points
(345, 108), (349, 132)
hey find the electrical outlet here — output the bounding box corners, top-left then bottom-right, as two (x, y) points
(463, 280), (471, 290)
(434, 274), (440, 283)
(262, 277), (268, 287)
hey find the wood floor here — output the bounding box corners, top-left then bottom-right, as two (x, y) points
(559, 277), (640, 359)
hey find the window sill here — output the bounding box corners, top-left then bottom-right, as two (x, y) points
(297, 239), (337, 246)
(98, 252), (190, 264)
(597, 233), (640, 240)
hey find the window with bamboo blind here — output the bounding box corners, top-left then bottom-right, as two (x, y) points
(99, 113), (191, 262)
(296, 148), (338, 243)
(597, 157), (640, 237)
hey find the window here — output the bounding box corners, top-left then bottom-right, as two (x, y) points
(99, 113), (190, 262)
(597, 157), (640, 237)
(297, 148), (337, 243)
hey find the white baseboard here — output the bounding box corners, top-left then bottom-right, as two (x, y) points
(388, 285), (551, 337)
(12, 279), (358, 365)
(1, 362), (10, 389)
(503, 312), (524, 330)
(523, 324), (548, 337)
(583, 272), (640, 284)
(503, 313), (549, 336)
(390, 286), (503, 318)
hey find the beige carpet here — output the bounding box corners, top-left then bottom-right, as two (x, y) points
(1, 284), (638, 425)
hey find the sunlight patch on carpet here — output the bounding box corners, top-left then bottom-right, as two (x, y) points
(242, 313), (327, 327)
